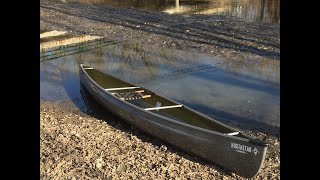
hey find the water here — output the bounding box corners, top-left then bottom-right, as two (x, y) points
(63, 0), (280, 24)
(40, 41), (279, 134)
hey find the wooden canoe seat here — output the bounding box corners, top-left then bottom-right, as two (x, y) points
(113, 91), (151, 101)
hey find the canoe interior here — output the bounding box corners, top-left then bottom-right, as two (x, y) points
(83, 65), (246, 138)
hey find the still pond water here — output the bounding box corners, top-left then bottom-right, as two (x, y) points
(64, 0), (280, 24)
(40, 41), (279, 134)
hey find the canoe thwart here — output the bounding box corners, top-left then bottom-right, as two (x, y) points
(144, 104), (183, 111)
(105, 87), (140, 91)
(226, 132), (240, 136)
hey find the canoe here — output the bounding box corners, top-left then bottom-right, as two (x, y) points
(79, 63), (268, 178)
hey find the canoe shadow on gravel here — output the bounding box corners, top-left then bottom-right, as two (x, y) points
(79, 83), (234, 176)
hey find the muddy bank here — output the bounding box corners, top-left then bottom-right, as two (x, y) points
(40, 101), (279, 179)
(40, 0), (279, 61)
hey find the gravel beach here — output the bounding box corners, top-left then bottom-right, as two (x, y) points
(40, 0), (280, 179)
(40, 100), (279, 179)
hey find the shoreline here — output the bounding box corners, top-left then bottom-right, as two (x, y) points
(40, 0), (279, 61)
(40, 0), (280, 179)
(40, 101), (279, 179)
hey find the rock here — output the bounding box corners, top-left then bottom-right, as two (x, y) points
(95, 158), (105, 170)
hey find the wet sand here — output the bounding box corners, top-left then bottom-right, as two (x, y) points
(40, 0), (279, 179)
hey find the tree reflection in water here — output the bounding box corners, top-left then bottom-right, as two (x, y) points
(62, 0), (280, 24)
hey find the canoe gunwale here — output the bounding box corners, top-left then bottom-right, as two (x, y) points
(79, 63), (267, 146)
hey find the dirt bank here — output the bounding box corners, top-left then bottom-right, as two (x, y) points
(40, 0), (280, 61)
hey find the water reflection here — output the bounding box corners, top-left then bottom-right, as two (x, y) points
(63, 0), (280, 24)
(40, 41), (279, 133)
(74, 41), (279, 85)
(74, 41), (205, 83)
(40, 55), (80, 100)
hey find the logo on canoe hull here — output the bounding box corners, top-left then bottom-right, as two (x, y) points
(231, 143), (259, 155)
